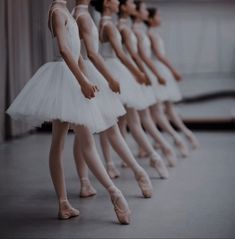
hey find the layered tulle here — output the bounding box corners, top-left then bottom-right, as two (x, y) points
(6, 61), (124, 133)
(104, 58), (150, 110)
(154, 60), (182, 102)
(144, 66), (169, 102)
(83, 59), (126, 122)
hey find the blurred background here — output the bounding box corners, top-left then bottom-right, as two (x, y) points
(0, 0), (235, 143)
(1, 1), (235, 239)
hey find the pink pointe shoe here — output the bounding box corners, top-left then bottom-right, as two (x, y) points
(80, 178), (97, 198)
(106, 163), (120, 179)
(174, 137), (189, 158)
(58, 200), (80, 220)
(109, 188), (131, 225)
(186, 131), (200, 149)
(150, 154), (169, 179)
(135, 170), (153, 198)
(163, 148), (178, 167)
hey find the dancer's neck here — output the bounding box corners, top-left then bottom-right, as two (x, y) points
(119, 12), (129, 20)
(75, 3), (89, 11)
(102, 8), (113, 19)
(53, 0), (67, 5)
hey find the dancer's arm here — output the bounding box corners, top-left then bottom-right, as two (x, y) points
(134, 30), (166, 85)
(51, 10), (97, 99)
(149, 31), (182, 82)
(103, 23), (146, 85)
(120, 27), (151, 85)
(76, 14), (120, 93)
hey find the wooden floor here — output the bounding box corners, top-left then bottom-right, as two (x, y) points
(0, 131), (235, 239)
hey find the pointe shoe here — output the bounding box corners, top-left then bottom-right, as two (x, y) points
(58, 200), (80, 220)
(109, 188), (131, 225)
(163, 148), (177, 167)
(150, 154), (169, 179)
(135, 170), (153, 198)
(107, 163), (120, 179)
(174, 138), (189, 158)
(186, 131), (200, 149)
(80, 178), (97, 198)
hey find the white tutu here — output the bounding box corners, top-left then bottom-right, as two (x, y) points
(6, 61), (122, 133)
(145, 66), (169, 102)
(83, 59), (126, 121)
(104, 58), (149, 110)
(154, 60), (182, 102)
(140, 84), (156, 107)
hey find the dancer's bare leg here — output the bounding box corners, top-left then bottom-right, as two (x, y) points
(138, 108), (177, 167)
(73, 125), (130, 224)
(49, 120), (80, 220)
(73, 135), (97, 197)
(118, 116), (130, 167)
(151, 102), (190, 157)
(165, 102), (199, 149)
(103, 124), (153, 197)
(126, 108), (169, 179)
(118, 115), (128, 138)
(100, 133), (120, 179)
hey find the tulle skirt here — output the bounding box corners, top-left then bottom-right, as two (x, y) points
(145, 66), (169, 102)
(153, 60), (182, 102)
(104, 57), (149, 110)
(6, 61), (125, 133)
(83, 59), (126, 120)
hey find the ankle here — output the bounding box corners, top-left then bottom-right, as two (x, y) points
(81, 177), (93, 186)
(107, 185), (119, 195)
(106, 162), (115, 167)
(134, 166), (144, 176)
(150, 153), (162, 161)
(59, 199), (71, 209)
(59, 198), (68, 203)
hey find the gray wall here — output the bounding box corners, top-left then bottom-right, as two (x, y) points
(147, 0), (235, 77)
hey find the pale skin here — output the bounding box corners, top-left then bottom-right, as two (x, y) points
(133, 9), (166, 85)
(72, 0), (153, 198)
(147, 9), (199, 149)
(130, 2), (192, 158)
(117, 0), (177, 166)
(48, 1), (130, 223)
(90, 0), (169, 179)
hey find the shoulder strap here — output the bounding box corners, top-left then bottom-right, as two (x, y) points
(73, 9), (88, 22)
(100, 20), (113, 42)
(49, 7), (68, 37)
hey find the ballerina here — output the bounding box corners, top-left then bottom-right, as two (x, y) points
(89, 0), (170, 177)
(116, 0), (176, 168)
(146, 6), (200, 150)
(132, 0), (191, 158)
(72, 0), (153, 199)
(6, 0), (131, 224)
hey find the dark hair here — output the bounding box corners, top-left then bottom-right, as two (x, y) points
(147, 7), (158, 19)
(118, 0), (128, 16)
(131, 0), (143, 20)
(119, 0), (128, 7)
(134, 0), (142, 12)
(90, 0), (104, 13)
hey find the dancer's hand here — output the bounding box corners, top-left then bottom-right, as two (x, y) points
(81, 80), (99, 99)
(135, 71), (146, 85)
(173, 71), (182, 82)
(158, 76), (166, 85)
(109, 79), (121, 94)
(145, 74), (152, 86)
